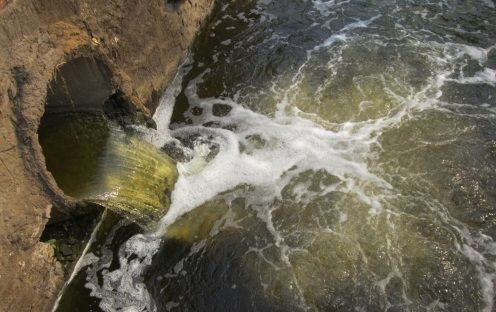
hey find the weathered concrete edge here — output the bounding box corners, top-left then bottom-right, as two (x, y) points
(0, 0), (215, 310)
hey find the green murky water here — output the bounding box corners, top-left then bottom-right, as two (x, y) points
(52, 0), (496, 311)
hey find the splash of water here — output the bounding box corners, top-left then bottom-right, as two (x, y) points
(87, 128), (178, 227)
(39, 114), (178, 227)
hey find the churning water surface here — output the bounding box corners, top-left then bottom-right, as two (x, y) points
(58, 0), (496, 311)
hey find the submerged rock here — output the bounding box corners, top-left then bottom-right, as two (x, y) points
(212, 103), (233, 117)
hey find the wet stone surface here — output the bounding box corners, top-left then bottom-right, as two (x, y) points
(212, 103), (232, 117)
(41, 207), (102, 275)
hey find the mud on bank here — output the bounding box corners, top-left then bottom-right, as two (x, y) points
(0, 0), (214, 310)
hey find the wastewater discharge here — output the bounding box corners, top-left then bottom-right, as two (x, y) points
(60, 0), (496, 311)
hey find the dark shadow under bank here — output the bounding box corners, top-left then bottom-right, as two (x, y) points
(40, 205), (103, 277)
(53, 211), (142, 312)
(52, 203), (303, 312)
(146, 234), (304, 312)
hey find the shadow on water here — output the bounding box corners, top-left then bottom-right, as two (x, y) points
(53, 200), (299, 312)
(147, 237), (301, 312)
(54, 211), (142, 312)
(144, 200), (305, 312)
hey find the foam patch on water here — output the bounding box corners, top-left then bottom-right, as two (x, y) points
(316, 14), (381, 50)
(312, 0), (352, 17)
(447, 67), (496, 87)
(139, 59), (194, 147)
(156, 65), (404, 234)
(481, 0), (495, 8)
(86, 230), (160, 312)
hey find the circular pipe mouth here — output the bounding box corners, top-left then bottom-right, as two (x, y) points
(38, 56), (158, 222)
(38, 57), (119, 219)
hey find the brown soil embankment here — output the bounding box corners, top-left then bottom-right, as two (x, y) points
(0, 0), (214, 310)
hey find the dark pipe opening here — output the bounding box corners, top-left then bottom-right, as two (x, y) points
(40, 57), (115, 199)
(45, 57), (114, 114)
(38, 56), (158, 273)
(38, 57), (119, 273)
(39, 57), (152, 200)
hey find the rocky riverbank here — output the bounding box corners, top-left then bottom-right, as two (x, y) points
(0, 0), (214, 310)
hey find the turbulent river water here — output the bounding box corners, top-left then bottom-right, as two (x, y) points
(55, 0), (496, 311)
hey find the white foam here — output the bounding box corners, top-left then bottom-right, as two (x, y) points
(314, 15), (381, 51)
(447, 67), (496, 87)
(312, 0), (352, 17)
(460, 244), (496, 312)
(444, 43), (496, 64)
(156, 60), (444, 235)
(481, 0), (495, 8)
(87, 234), (160, 312)
(155, 58), (193, 133)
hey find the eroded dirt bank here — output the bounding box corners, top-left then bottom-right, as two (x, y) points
(0, 0), (214, 310)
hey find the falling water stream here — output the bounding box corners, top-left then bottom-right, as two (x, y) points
(52, 0), (496, 311)
(39, 114), (178, 226)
